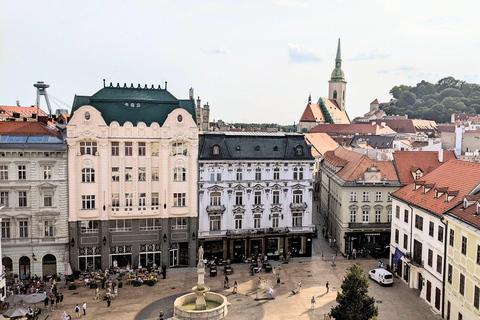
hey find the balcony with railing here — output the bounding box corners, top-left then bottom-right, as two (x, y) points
(206, 205), (226, 214)
(198, 225), (316, 239)
(290, 202), (308, 211)
(348, 222), (391, 229)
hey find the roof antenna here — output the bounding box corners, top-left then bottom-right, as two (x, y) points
(165, 81), (168, 90)
(103, 79), (106, 87)
(33, 81), (52, 117)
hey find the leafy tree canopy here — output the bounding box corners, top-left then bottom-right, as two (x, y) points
(381, 77), (480, 123)
(330, 264), (378, 320)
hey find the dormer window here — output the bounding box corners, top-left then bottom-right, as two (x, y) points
(255, 146), (260, 151)
(273, 146), (278, 151)
(415, 171), (422, 179)
(212, 145), (220, 155)
(445, 190), (459, 203)
(423, 183), (434, 194)
(414, 181), (425, 191)
(295, 145), (304, 156)
(236, 145), (241, 151)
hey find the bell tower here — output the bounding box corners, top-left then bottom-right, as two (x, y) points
(328, 38), (347, 111)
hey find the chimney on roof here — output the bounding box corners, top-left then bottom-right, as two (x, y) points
(196, 96), (201, 109)
(164, 81), (168, 90)
(189, 88), (194, 100)
(439, 149), (444, 162)
(103, 79), (106, 87)
(16, 100), (20, 107)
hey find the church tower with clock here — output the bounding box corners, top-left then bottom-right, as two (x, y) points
(328, 38), (347, 111)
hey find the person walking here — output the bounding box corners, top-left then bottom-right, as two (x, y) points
(82, 302), (87, 315)
(297, 281), (301, 293)
(224, 275), (229, 288)
(233, 281), (238, 294)
(276, 274), (281, 286)
(269, 286), (274, 299)
(311, 296), (316, 309)
(331, 255), (335, 267)
(56, 293), (60, 308)
(60, 292), (64, 306)
(44, 296), (49, 311)
(326, 281), (330, 293)
(74, 304), (80, 318)
(107, 297), (111, 308)
(50, 294), (55, 311)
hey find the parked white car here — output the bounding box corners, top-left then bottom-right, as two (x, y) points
(368, 268), (393, 286)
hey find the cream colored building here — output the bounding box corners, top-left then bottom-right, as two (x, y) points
(67, 83), (199, 270)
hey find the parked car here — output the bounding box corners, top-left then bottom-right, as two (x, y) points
(368, 268), (393, 286)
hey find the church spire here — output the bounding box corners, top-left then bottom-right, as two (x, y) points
(336, 38), (342, 65)
(308, 93), (311, 104)
(330, 38), (345, 82)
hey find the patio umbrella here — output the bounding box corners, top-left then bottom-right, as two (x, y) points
(65, 263), (73, 276)
(23, 293), (46, 304)
(3, 294), (25, 305)
(0, 314), (6, 319)
(3, 307), (29, 318)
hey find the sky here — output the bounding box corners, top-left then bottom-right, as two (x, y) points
(1, 0), (479, 124)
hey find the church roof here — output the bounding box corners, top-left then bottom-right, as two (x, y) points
(71, 84), (195, 126)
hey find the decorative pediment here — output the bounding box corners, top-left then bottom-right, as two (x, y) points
(38, 182), (56, 189)
(292, 184), (306, 190)
(232, 206), (246, 214)
(233, 184), (245, 191)
(271, 184), (282, 190)
(253, 184), (264, 190)
(270, 205), (283, 213)
(252, 205), (264, 213)
(207, 185), (224, 192)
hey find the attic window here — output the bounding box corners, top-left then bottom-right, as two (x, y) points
(212, 145), (220, 155)
(273, 146), (278, 151)
(295, 145), (304, 156)
(415, 171), (422, 179)
(236, 145), (241, 151)
(255, 146), (260, 151)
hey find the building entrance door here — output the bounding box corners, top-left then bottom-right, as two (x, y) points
(418, 273), (423, 292)
(233, 240), (246, 262)
(169, 248), (178, 267)
(19, 256), (30, 279)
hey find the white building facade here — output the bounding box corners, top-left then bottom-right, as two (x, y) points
(67, 83), (199, 270)
(198, 132), (316, 261)
(0, 121), (68, 279)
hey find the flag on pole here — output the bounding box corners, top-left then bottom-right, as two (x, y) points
(392, 247), (404, 264)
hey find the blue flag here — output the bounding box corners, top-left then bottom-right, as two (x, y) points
(392, 247), (404, 264)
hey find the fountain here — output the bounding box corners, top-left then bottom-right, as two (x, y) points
(173, 246), (228, 319)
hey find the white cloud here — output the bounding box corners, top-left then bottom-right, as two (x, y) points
(209, 47), (229, 55)
(271, 0), (307, 7)
(288, 44), (323, 64)
(349, 49), (391, 61)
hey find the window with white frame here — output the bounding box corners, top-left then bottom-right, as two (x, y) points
(82, 168), (95, 183)
(387, 192), (392, 202)
(212, 145), (220, 155)
(174, 167), (186, 182)
(236, 169), (242, 181)
(272, 191), (280, 204)
(235, 192), (243, 205)
(139, 243), (161, 268)
(152, 167), (159, 181)
(111, 193), (119, 207)
(0, 165), (8, 180)
(254, 214), (262, 228)
(151, 143), (159, 156)
(298, 167), (304, 180)
(151, 193), (159, 206)
(350, 192), (357, 201)
(124, 142), (133, 156)
(375, 209), (381, 222)
(292, 212), (303, 227)
(0, 191), (9, 208)
(112, 167), (119, 182)
(2, 219), (10, 238)
(138, 142), (146, 156)
(362, 209), (369, 222)
(172, 217), (187, 229)
(172, 142), (187, 156)
(273, 168), (280, 180)
(43, 190), (53, 207)
(255, 168), (262, 180)
(125, 167), (133, 181)
(173, 193), (186, 207)
(44, 220), (54, 237)
(109, 219), (132, 232)
(210, 215), (221, 231)
(210, 169), (221, 182)
(375, 192), (382, 201)
(125, 193), (133, 207)
(363, 191), (369, 202)
(43, 165), (52, 179)
(350, 209), (357, 222)
(272, 213), (279, 228)
(81, 220), (99, 233)
(387, 207), (392, 222)
(18, 165), (26, 180)
(111, 142), (119, 156)
(293, 190), (303, 203)
(210, 192), (221, 206)
(19, 220), (28, 238)
(81, 195), (95, 209)
(18, 191), (27, 207)
(254, 191), (262, 205)
(80, 141), (97, 155)
(138, 167), (146, 181)
(78, 247), (101, 271)
(235, 215), (243, 229)
(293, 167), (299, 180)
(139, 193), (146, 206)
(139, 218), (161, 231)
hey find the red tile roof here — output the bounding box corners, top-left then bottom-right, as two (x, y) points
(371, 98), (380, 104)
(393, 160), (480, 216)
(448, 196), (480, 229)
(309, 123), (395, 135)
(0, 105), (48, 118)
(0, 121), (59, 137)
(323, 146), (399, 182)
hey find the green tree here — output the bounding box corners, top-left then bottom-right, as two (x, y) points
(438, 88), (464, 100)
(389, 85), (411, 99)
(331, 264), (378, 320)
(396, 91), (416, 108)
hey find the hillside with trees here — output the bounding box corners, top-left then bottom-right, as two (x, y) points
(380, 76), (480, 123)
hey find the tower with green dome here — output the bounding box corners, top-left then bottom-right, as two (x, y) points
(328, 38), (347, 111)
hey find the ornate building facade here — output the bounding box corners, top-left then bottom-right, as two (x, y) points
(198, 132), (315, 262)
(67, 83), (199, 271)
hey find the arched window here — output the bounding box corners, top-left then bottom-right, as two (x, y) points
(81, 168), (95, 183)
(212, 145), (220, 155)
(172, 142), (187, 156)
(295, 145), (304, 156)
(333, 90), (337, 99)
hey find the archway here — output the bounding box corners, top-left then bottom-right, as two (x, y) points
(42, 254), (57, 279)
(19, 256), (30, 279)
(2, 257), (13, 276)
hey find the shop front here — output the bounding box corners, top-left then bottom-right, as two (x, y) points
(345, 230), (390, 256)
(200, 239), (224, 261)
(287, 234), (312, 257)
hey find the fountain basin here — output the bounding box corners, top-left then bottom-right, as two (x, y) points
(174, 292), (228, 320)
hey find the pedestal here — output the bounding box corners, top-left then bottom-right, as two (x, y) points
(195, 291), (207, 310)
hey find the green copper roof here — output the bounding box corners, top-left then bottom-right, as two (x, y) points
(71, 85), (195, 126)
(330, 38), (345, 82)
